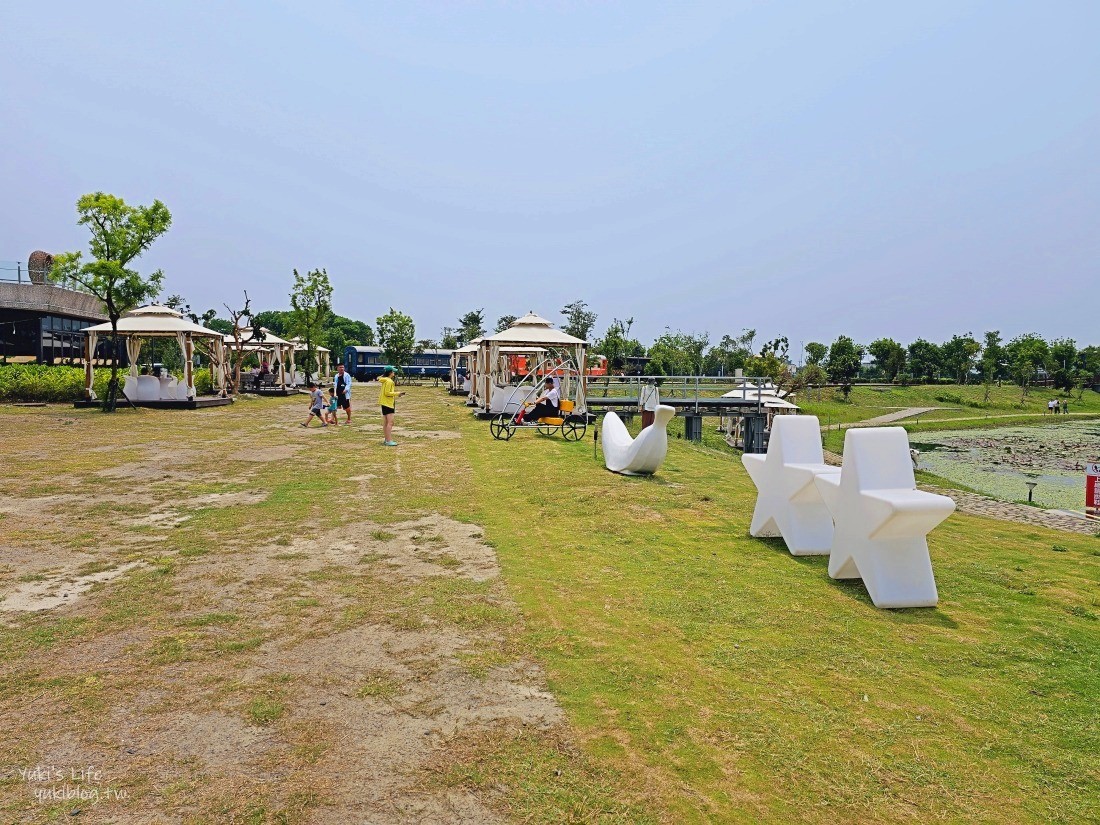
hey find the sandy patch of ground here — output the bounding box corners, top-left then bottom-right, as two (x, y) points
(228, 444), (302, 462)
(0, 562), (144, 612)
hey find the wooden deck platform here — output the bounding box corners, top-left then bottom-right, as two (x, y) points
(74, 397), (234, 410)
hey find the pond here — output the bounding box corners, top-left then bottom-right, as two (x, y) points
(913, 420), (1100, 510)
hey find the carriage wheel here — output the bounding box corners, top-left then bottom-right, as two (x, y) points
(562, 418), (586, 441)
(490, 414), (514, 441)
(536, 422), (555, 436)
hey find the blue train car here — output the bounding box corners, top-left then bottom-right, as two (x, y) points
(344, 346), (453, 380)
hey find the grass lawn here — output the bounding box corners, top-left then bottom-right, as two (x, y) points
(1, 388), (1097, 822)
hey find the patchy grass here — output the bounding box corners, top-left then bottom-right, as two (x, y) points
(1, 390), (1096, 823)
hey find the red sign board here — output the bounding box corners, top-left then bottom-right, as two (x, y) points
(1087, 463), (1100, 515)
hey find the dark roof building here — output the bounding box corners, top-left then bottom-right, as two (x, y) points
(1, 255), (107, 363)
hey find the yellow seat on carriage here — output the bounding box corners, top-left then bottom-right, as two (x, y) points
(536, 398), (574, 426)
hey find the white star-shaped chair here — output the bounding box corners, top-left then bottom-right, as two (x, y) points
(742, 415), (840, 555)
(814, 427), (955, 608)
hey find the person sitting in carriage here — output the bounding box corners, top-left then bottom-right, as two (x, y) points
(518, 376), (560, 424)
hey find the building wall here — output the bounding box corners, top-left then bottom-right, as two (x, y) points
(0, 282), (107, 322)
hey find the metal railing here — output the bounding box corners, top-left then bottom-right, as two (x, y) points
(0, 261), (30, 283)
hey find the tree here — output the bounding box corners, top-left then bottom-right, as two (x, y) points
(825, 335), (864, 399)
(50, 192), (171, 411)
(417, 338), (437, 351)
(745, 337), (793, 387)
(592, 318), (645, 372)
(251, 310), (294, 338)
(376, 308), (416, 371)
(439, 327), (460, 350)
(457, 309), (485, 344)
(804, 341), (827, 367)
(979, 330), (1005, 402)
(907, 339), (942, 383)
(646, 330), (709, 376)
(495, 315), (518, 333)
(223, 291), (260, 394)
(867, 338), (906, 382)
(561, 300), (597, 341)
(290, 268), (334, 384)
(940, 333), (981, 384)
(1049, 338), (1078, 391)
(1005, 333), (1050, 399)
(703, 329), (755, 375)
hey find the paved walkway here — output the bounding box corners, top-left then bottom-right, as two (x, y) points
(845, 407), (940, 427)
(920, 485), (1099, 535)
(820, 449), (1097, 535)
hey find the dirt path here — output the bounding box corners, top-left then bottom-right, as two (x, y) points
(0, 392), (564, 822)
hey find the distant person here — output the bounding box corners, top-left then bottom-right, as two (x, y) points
(333, 363), (353, 424)
(519, 376), (560, 424)
(260, 360), (270, 377)
(300, 382), (327, 428)
(378, 367), (405, 446)
(639, 378), (660, 430)
(1061, 399), (1069, 414)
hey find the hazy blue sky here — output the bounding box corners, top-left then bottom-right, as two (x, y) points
(2, 1), (1097, 351)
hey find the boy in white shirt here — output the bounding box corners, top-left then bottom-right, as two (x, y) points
(521, 377), (560, 423)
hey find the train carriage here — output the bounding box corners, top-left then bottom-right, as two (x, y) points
(344, 346), (453, 380)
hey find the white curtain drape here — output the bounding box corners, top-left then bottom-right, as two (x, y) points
(214, 338), (226, 395)
(175, 332), (187, 381)
(85, 332), (98, 400)
(126, 337), (142, 377)
(289, 346), (297, 385)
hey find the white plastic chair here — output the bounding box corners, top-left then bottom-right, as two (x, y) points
(814, 427), (955, 608)
(742, 415), (839, 555)
(602, 405), (674, 475)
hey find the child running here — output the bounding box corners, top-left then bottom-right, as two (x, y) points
(300, 382), (327, 428)
(325, 387), (340, 425)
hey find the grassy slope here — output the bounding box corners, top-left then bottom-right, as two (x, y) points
(457, 408), (1100, 823)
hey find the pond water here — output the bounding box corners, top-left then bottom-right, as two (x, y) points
(913, 420), (1100, 510)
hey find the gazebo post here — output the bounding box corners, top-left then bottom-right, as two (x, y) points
(84, 333), (96, 400)
(289, 345), (297, 387)
(183, 334), (194, 399)
(277, 344), (287, 389)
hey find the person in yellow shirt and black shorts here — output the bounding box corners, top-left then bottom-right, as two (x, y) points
(378, 367), (405, 446)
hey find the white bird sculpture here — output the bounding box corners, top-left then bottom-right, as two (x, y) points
(601, 405), (675, 475)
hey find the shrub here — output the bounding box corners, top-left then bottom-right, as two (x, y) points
(0, 364), (114, 403)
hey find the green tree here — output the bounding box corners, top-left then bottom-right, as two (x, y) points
(907, 339), (942, 382)
(251, 310), (294, 338)
(290, 268), (334, 384)
(646, 330), (709, 376)
(593, 318), (645, 371)
(50, 192), (171, 411)
(1004, 333), (1051, 399)
(940, 333), (982, 384)
(439, 327), (460, 349)
(1049, 338), (1078, 391)
(457, 309), (485, 344)
(804, 341), (827, 366)
(867, 338), (906, 382)
(704, 329), (755, 375)
(376, 308), (416, 371)
(825, 335), (864, 399)
(561, 300), (598, 341)
(745, 337), (792, 386)
(979, 330), (1005, 402)
(495, 315), (518, 333)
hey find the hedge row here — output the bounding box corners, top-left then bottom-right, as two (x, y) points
(0, 365), (213, 403)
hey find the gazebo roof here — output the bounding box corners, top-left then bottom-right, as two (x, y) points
(288, 337), (330, 353)
(225, 328), (292, 347)
(483, 312), (586, 346)
(84, 305), (222, 337)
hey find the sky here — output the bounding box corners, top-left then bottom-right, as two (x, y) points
(2, 1), (1097, 353)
